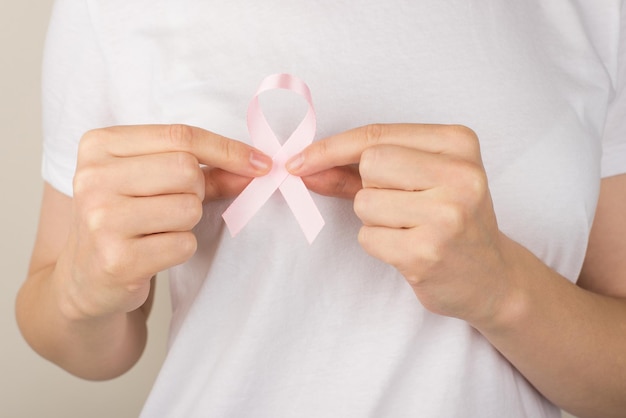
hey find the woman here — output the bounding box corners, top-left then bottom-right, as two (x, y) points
(17, 1), (626, 416)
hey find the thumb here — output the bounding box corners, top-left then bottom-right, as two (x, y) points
(203, 167), (254, 201)
(300, 165), (362, 200)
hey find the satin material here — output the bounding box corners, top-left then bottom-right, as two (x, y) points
(222, 73), (325, 243)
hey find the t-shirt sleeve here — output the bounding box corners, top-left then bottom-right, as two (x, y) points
(601, 5), (626, 179)
(41, 0), (113, 197)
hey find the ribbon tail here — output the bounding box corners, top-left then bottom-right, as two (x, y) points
(222, 173), (285, 237)
(279, 175), (325, 244)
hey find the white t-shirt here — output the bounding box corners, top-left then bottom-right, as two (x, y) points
(42, 1), (626, 417)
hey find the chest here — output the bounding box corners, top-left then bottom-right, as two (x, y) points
(94, 0), (618, 277)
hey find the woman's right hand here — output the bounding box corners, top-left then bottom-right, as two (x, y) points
(56, 124), (272, 320)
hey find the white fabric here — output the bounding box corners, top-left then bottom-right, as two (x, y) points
(41, 1), (626, 417)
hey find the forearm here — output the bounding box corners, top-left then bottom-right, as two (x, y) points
(475, 236), (626, 418)
(17, 126), (262, 379)
(16, 264), (148, 380)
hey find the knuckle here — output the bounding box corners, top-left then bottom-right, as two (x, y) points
(467, 166), (489, 196)
(313, 139), (329, 161)
(437, 201), (466, 233)
(363, 123), (386, 146)
(84, 205), (108, 234)
(216, 136), (237, 162)
(398, 232), (446, 288)
(358, 226), (401, 267)
(77, 129), (107, 161)
(353, 188), (370, 219)
(123, 280), (148, 296)
(456, 161), (489, 199)
(168, 124), (194, 151)
(79, 128), (105, 148)
(195, 168), (206, 201)
(357, 226), (370, 249)
(445, 124), (481, 157)
(401, 254), (425, 286)
(447, 124), (477, 139)
(414, 242), (441, 273)
(98, 242), (128, 278)
(177, 232), (198, 260)
(224, 140), (237, 163)
(72, 165), (100, 196)
(404, 273), (420, 287)
(174, 152), (200, 183)
(180, 195), (203, 227)
(359, 147), (378, 179)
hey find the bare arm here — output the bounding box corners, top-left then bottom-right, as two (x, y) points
(289, 124), (626, 418)
(17, 184), (151, 380)
(474, 173), (626, 418)
(16, 124), (271, 380)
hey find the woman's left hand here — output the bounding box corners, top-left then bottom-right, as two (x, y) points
(287, 123), (514, 326)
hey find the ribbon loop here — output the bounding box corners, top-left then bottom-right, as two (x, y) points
(222, 74), (325, 243)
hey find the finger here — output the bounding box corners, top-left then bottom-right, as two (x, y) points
(129, 231), (198, 278)
(96, 194), (204, 237)
(80, 124), (272, 177)
(357, 225), (440, 279)
(359, 145), (456, 190)
(358, 225), (413, 269)
(287, 123), (480, 176)
(203, 167), (253, 201)
(300, 165), (362, 199)
(354, 188), (432, 228)
(98, 152), (205, 198)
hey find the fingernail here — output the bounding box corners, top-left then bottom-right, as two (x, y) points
(250, 151), (272, 173)
(286, 153), (304, 173)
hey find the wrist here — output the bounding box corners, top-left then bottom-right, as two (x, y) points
(51, 250), (101, 322)
(469, 234), (534, 336)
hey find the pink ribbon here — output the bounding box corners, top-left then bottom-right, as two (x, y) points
(222, 74), (325, 243)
